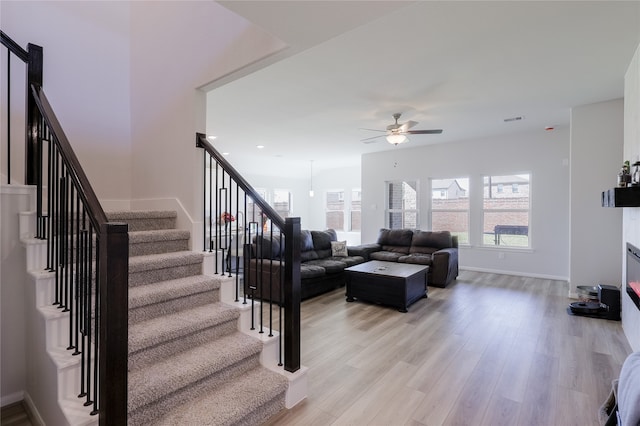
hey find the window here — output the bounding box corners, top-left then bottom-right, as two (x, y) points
(326, 190), (345, 230)
(351, 189), (361, 231)
(273, 189), (291, 219)
(386, 180), (418, 229)
(430, 177), (469, 244)
(483, 174), (530, 247)
(246, 188), (267, 223)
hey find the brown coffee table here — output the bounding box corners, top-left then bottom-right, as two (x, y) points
(344, 260), (428, 312)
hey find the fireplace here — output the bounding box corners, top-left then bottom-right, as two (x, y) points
(627, 242), (640, 310)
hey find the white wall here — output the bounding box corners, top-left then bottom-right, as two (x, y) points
(362, 128), (571, 279)
(128, 1), (286, 221)
(0, 1), (133, 200)
(569, 99), (624, 295)
(0, 186), (33, 405)
(623, 43), (640, 351)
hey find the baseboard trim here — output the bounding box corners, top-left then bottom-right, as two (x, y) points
(459, 266), (569, 282)
(23, 392), (45, 426)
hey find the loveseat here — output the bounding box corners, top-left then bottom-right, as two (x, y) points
(349, 228), (459, 287)
(244, 229), (365, 303)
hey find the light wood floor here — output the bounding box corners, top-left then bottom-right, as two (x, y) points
(264, 270), (632, 426)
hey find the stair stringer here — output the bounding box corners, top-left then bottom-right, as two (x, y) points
(22, 236), (98, 426)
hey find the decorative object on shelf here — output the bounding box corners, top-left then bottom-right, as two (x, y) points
(219, 212), (235, 233)
(618, 160), (632, 187)
(219, 212), (235, 224)
(633, 161), (640, 186)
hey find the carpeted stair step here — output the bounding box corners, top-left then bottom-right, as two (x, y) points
(129, 229), (191, 256)
(129, 251), (203, 286)
(128, 332), (264, 425)
(129, 275), (221, 324)
(106, 210), (177, 232)
(150, 366), (288, 426)
(129, 302), (239, 369)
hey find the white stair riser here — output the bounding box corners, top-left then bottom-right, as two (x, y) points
(19, 210), (36, 239)
(33, 271), (55, 307)
(24, 238), (48, 272)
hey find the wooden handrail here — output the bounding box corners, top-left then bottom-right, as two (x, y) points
(0, 30), (28, 61)
(196, 133), (285, 230)
(31, 85), (108, 228)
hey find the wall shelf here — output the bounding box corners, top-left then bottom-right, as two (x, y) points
(601, 187), (640, 207)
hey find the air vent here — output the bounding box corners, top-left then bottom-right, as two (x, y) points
(504, 116), (525, 123)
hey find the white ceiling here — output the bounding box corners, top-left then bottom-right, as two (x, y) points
(207, 1), (640, 178)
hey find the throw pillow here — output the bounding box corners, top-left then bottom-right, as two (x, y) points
(331, 240), (348, 257)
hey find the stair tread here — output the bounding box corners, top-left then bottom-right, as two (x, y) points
(129, 229), (190, 244)
(129, 251), (203, 273)
(106, 210), (177, 220)
(129, 275), (220, 309)
(128, 331), (263, 410)
(151, 366), (288, 426)
(129, 302), (238, 353)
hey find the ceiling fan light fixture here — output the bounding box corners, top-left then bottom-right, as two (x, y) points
(386, 134), (407, 145)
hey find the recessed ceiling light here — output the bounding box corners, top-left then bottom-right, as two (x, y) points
(222, 152), (230, 156)
(256, 145), (264, 149)
(207, 135), (217, 140)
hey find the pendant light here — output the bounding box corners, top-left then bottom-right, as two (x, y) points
(309, 160), (314, 197)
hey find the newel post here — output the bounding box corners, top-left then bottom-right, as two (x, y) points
(98, 222), (129, 426)
(25, 43), (42, 186)
(283, 217), (301, 372)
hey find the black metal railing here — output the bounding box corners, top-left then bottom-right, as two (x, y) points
(196, 133), (301, 372)
(2, 31), (128, 425)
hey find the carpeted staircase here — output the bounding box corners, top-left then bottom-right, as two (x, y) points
(105, 210), (288, 425)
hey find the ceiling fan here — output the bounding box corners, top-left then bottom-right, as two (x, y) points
(361, 113), (443, 145)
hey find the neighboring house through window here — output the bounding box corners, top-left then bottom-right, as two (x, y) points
(430, 177), (469, 244)
(483, 174), (530, 247)
(386, 180), (418, 229)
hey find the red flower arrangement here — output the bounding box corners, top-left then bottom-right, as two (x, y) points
(219, 212), (235, 223)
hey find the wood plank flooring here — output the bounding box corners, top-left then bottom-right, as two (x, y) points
(264, 270), (632, 426)
(0, 402), (34, 426)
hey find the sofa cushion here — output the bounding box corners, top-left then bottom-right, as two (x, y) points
(305, 259), (347, 274)
(398, 253), (433, 266)
(377, 228), (413, 254)
(311, 229), (337, 258)
(300, 264), (326, 280)
(370, 251), (405, 262)
(410, 230), (453, 254)
(254, 234), (282, 259)
(328, 255), (364, 267)
(300, 230), (319, 261)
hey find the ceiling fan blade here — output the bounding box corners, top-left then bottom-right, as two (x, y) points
(362, 139), (381, 144)
(406, 129), (443, 135)
(360, 134), (385, 142)
(399, 120), (419, 132)
(359, 128), (387, 133)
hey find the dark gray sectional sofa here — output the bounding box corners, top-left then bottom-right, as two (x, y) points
(244, 229), (365, 303)
(350, 228), (459, 287)
(244, 227), (459, 304)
